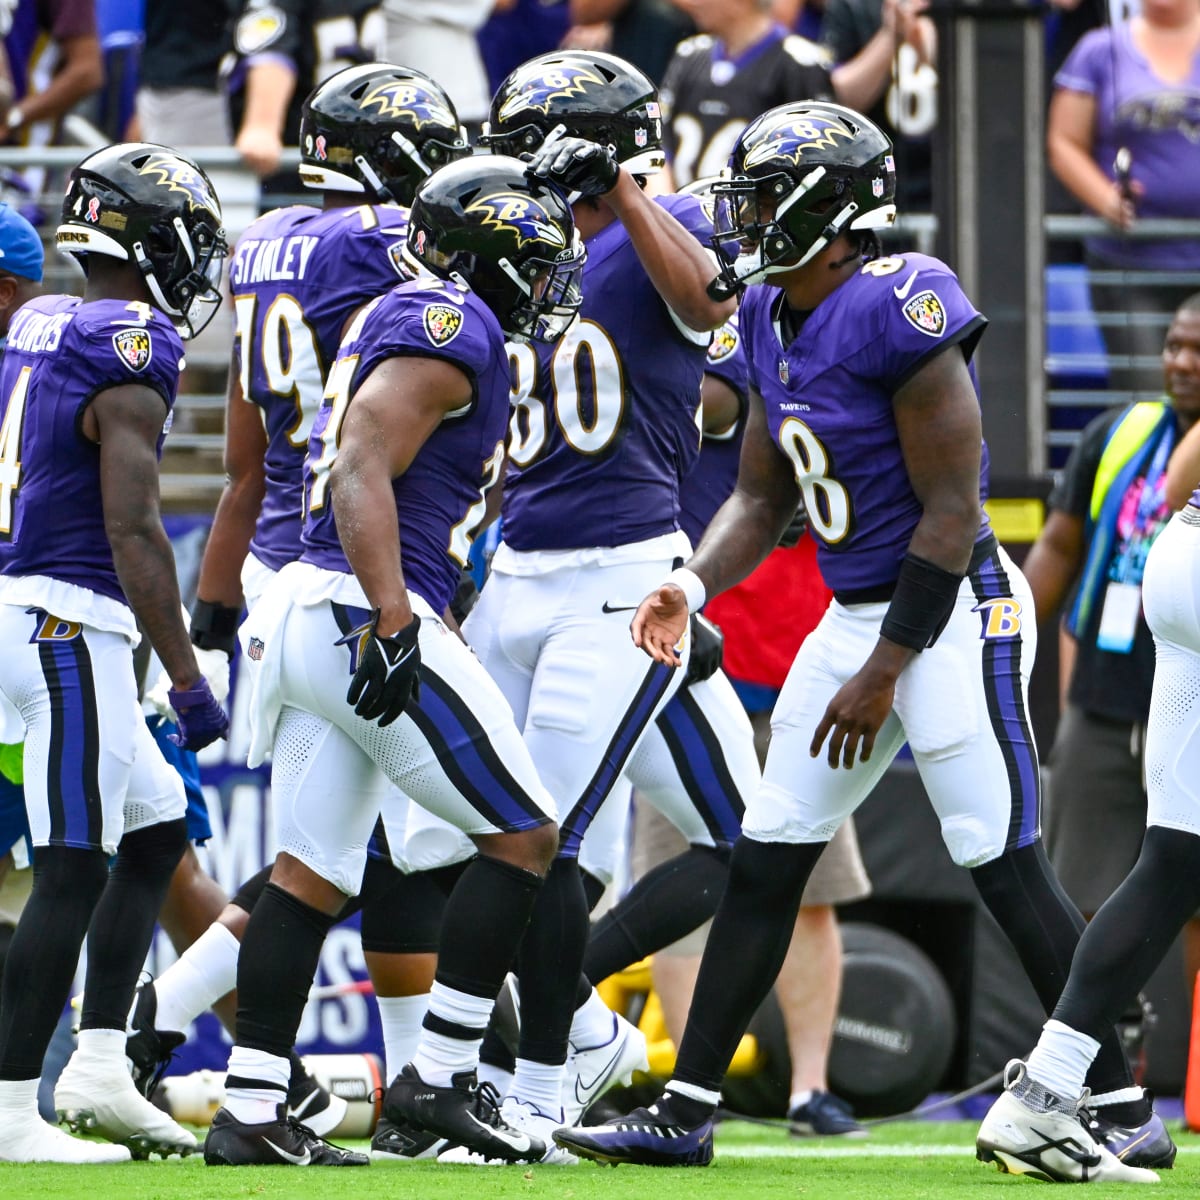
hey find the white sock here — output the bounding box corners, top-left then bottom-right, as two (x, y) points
(666, 1078), (722, 1108)
(1025, 1019), (1101, 1101)
(0, 1078), (40, 1118)
(224, 1047), (290, 1125)
(511, 1058), (564, 1118)
(789, 1089), (814, 1110)
(72, 1027), (126, 1064)
(411, 982), (492, 1086)
(477, 1061), (514, 1095)
(151, 922), (240, 1032)
(1090, 1086), (1145, 1109)
(569, 988), (617, 1051)
(376, 994), (427, 1084)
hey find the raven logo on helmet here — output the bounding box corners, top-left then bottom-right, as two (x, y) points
(359, 81), (457, 130)
(497, 65), (607, 121)
(136, 153), (219, 214)
(464, 194), (568, 251)
(742, 116), (855, 170)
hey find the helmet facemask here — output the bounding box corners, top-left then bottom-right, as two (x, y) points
(497, 231), (585, 343)
(135, 214), (227, 339)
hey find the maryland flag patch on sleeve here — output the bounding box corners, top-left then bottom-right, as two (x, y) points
(112, 328), (153, 371)
(423, 302), (463, 347)
(901, 290), (947, 337)
(707, 321), (740, 364)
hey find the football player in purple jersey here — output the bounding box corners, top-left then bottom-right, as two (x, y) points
(123, 64), (473, 1152)
(202, 155), (585, 1168)
(0, 144), (230, 1163)
(554, 103), (1166, 1178)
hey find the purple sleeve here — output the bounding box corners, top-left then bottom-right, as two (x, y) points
(76, 307), (182, 409)
(868, 263), (985, 391)
(705, 314), (748, 398)
(657, 192), (716, 249)
(1053, 27), (1108, 96)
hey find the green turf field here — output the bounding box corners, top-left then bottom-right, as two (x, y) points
(2, 1119), (1196, 1199)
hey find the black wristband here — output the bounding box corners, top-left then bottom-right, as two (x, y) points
(879, 552), (963, 651)
(190, 598), (242, 658)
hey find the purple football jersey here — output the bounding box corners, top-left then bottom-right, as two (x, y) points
(229, 202), (410, 571)
(679, 313), (748, 548)
(501, 193), (710, 551)
(0, 295), (183, 604)
(740, 253), (992, 593)
(302, 277), (510, 615)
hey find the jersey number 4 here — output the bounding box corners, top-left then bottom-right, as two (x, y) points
(0, 366), (31, 535)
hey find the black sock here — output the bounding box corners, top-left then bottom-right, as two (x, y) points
(583, 845), (730, 983)
(80, 817), (187, 1030)
(673, 836), (825, 1093)
(970, 841), (1138, 1104)
(660, 1089), (717, 1128)
(516, 857), (590, 1066)
(1057, 826), (1200, 1120)
(435, 855), (542, 1000)
(236, 883), (336, 1057)
(0, 846), (108, 1078)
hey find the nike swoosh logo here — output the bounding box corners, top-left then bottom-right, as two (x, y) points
(465, 1112), (533, 1152)
(574, 1044), (625, 1103)
(382, 642), (418, 678)
(893, 269), (919, 300)
(263, 1137), (312, 1165)
(601, 603), (637, 614)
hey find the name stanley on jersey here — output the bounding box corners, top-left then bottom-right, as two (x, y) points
(231, 234), (320, 287)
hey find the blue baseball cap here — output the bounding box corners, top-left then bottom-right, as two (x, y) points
(0, 204), (43, 282)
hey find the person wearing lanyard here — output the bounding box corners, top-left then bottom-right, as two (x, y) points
(1021, 292), (1200, 934)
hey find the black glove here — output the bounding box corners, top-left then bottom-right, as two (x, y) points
(167, 678), (231, 751)
(778, 500), (810, 548)
(526, 132), (619, 198)
(449, 568), (480, 627)
(347, 612), (422, 727)
(684, 612), (724, 687)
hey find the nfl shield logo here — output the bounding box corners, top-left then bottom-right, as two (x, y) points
(112, 328), (152, 371)
(778, 358), (790, 384)
(872, 177), (884, 197)
(248, 637), (265, 661)
(423, 302), (463, 347)
(635, 128), (647, 147)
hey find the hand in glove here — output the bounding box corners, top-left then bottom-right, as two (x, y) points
(683, 612), (725, 686)
(347, 612), (422, 727)
(526, 127), (620, 198)
(167, 678), (231, 751)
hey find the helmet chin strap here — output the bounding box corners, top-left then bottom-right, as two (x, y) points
(354, 155), (395, 204)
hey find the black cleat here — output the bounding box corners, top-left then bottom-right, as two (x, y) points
(125, 980), (185, 1099)
(382, 1063), (544, 1164)
(286, 1053), (348, 1137)
(1087, 1109), (1177, 1170)
(203, 1105), (369, 1166)
(370, 1114), (449, 1162)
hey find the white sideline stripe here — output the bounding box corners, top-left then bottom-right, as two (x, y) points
(721, 1143), (1199, 1160)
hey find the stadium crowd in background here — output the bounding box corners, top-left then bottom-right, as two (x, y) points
(0, 0), (1195, 1182)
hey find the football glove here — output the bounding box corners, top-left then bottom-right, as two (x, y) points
(527, 129), (619, 199)
(778, 500), (810, 548)
(347, 611), (422, 727)
(167, 678), (230, 751)
(683, 612), (724, 687)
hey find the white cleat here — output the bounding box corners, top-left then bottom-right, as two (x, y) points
(56, 1053), (198, 1159)
(439, 1099), (579, 1166)
(0, 1115), (132, 1163)
(976, 1062), (1159, 1184)
(561, 1011), (649, 1125)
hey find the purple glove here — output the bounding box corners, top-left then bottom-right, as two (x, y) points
(167, 678), (231, 751)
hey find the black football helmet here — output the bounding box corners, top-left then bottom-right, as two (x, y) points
(482, 50), (664, 178)
(405, 156), (584, 344)
(57, 142), (227, 339)
(299, 63), (470, 207)
(709, 102), (896, 296)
